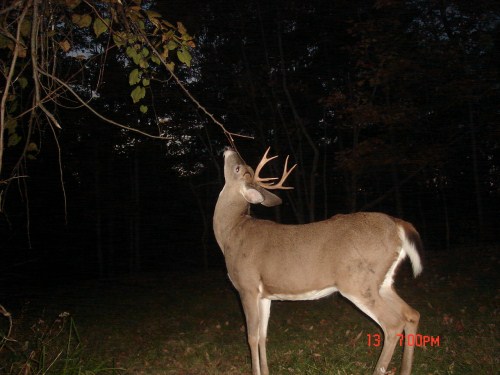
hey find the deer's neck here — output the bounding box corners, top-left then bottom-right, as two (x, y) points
(213, 188), (250, 253)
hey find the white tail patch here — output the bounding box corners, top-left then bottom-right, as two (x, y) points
(398, 226), (423, 277)
(381, 226), (423, 291)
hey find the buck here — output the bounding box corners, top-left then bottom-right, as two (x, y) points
(213, 147), (423, 375)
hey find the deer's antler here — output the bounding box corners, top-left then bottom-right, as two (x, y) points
(253, 147), (297, 190)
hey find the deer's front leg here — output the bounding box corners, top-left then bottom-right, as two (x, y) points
(258, 298), (271, 375)
(240, 292), (262, 375)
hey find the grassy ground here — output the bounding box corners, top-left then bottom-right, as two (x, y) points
(1, 245), (498, 374)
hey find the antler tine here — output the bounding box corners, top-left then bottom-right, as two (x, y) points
(254, 147), (279, 184)
(269, 155), (297, 190)
(253, 147), (297, 190)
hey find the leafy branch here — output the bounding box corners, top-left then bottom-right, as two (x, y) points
(0, 0), (248, 213)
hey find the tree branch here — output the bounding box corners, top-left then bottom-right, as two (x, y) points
(37, 68), (174, 140)
(135, 25), (253, 150)
(0, 0), (32, 179)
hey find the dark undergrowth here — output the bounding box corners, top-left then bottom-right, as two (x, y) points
(1, 245), (498, 374)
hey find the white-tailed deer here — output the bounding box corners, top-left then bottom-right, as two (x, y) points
(213, 147), (423, 375)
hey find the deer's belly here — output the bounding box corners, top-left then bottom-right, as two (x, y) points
(265, 286), (338, 301)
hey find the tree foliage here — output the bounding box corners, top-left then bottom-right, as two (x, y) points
(0, 0), (195, 209)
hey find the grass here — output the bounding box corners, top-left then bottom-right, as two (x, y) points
(0, 305), (120, 374)
(1, 245), (498, 374)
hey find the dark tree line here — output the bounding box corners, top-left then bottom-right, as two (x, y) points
(183, 0), (499, 245)
(1, 0), (498, 280)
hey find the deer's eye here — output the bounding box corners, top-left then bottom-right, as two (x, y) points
(235, 165), (240, 173)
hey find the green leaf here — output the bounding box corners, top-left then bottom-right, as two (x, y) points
(7, 133), (21, 147)
(141, 47), (150, 57)
(126, 46), (137, 59)
(151, 54), (161, 65)
(162, 30), (174, 42)
(93, 18), (109, 38)
(20, 20), (31, 37)
(140, 105), (148, 113)
(72, 13), (92, 28)
(166, 40), (177, 50)
(142, 78), (150, 86)
(26, 142), (39, 160)
(113, 32), (127, 48)
(5, 116), (17, 135)
(132, 51), (141, 65)
(129, 69), (141, 85)
(8, 100), (18, 113)
(65, 0), (81, 10)
(27, 142), (39, 153)
(18, 77), (28, 88)
(130, 85), (146, 103)
(139, 58), (149, 69)
(0, 34), (14, 49)
(127, 45), (143, 65)
(177, 47), (192, 67)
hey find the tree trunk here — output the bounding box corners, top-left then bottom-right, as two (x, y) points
(129, 155), (141, 273)
(469, 102), (483, 240)
(95, 147), (104, 278)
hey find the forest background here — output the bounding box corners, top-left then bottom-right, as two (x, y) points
(1, 0), (499, 281)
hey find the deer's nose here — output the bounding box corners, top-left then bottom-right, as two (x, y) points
(223, 147), (236, 158)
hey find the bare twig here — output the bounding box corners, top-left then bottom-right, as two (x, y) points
(37, 68), (173, 140)
(0, 0), (22, 16)
(132, 23), (253, 150)
(0, 0), (32, 177)
(0, 174), (29, 184)
(31, 1), (60, 130)
(0, 304), (14, 352)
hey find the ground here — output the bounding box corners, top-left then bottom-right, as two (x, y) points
(1, 245), (498, 374)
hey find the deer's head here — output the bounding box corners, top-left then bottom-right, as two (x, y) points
(222, 147), (296, 208)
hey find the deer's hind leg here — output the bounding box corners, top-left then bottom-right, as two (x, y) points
(342, 285), (419, 375)
(379, 286), (420, 375)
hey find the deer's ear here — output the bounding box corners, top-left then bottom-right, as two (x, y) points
(259, 188), (282, 207)
(241, 185), (264, 204)
(241, 184), (282, 207)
